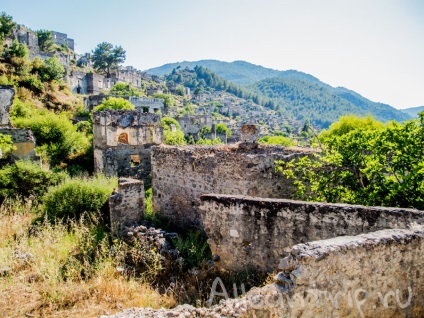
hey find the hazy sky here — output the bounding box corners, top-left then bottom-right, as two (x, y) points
(2, 0), (423, 109)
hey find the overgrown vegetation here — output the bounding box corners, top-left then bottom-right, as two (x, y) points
(280, 114), (424, 209)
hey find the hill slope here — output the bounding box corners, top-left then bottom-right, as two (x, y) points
(147, 60), (411, 128)
(146, 60), (319, 85)
(402, 106), (424, 117)
(249, 77), (411, 128)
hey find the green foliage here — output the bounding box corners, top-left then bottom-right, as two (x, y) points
(215, 123), (232, 137)
(161, 116), (180, 130)
(173, 230), (212, 268)
(164, 130), (186, 146)
(0, 12), (16, 40)
(91, 42), (126, 77)
(200, 125), (212, 138)
(38, 56), (65, 81)
(13, 109), (90, 166)
(259, 135), (296, 146)
(161, 116), (186, 145)
(154, 93), (175, 109)
(280, 114), (424, 209)
(319, 114), (385, 145)
(249, 77), (411, 129)
(93, 96), (134, 112)
(43, 175), (116, 221)
(0, 133), (15, 156)
(196, 137), (223, 145)
(4, 40), (29, 60)
(109, 82), (144, 97)
(0, 160), (66, 202)
(36, 30), (55, 52)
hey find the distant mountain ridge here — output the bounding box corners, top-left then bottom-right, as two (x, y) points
(146, 60), (412, 128)
(401, 106), (424, 118)
(146, 60), (321, 85)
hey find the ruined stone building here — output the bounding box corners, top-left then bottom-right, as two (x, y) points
(92, 109), (163, 187)
(107, 123), (424, 317)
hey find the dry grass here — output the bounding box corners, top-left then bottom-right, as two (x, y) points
(0, 199), (175, 318)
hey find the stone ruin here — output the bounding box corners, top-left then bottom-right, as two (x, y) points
(101, 121), (424, 316)
(93, 109), (164, 188)
(0, 86), (38, 162)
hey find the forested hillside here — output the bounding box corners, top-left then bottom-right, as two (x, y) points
(402, 105), (424, 117)
(148, 60), (411, 129)
(249, 77), (411, 128)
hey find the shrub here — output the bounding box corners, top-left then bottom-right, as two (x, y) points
(164, 130), (186, 145)
(0, 160), (66, 202)
(258, 135), (296, 146)
(196, 137), (223, 145)
(173, 230), (212, 268)
(38, 56), (65, 82)
(215, 123), (232, 137)
(0, 133), (14, 156)
(161, 116), (180, 130)
(13, 110), (90, 166)
(43, 175), (117, 221)
(93, 97), (134, 112)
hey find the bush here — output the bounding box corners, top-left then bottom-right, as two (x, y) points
(13, 110), (90, 166)
(93, 97), (134, 112)
(38, 56), (65, 82)
(161, 116), (180, 130)
(0, 133), (14, 156)
(215, 123), (232, 137)
(0, 160), (67, 202)
(196, 137), (223, 145)
(259, 135), (296, 146)
(43, 175), (117, 221)
(164, 130), (186, 145)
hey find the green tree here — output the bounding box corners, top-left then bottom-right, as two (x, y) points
(92, 42), (126, 77)
(259, 135), (296, 146)
(110, 82), (144, 97)
(280, 114), (424, 209)
(93, 97), (134, 112)
(39, 56), (65, 81)
(215, 123), (232, 137)
(36, 29), (55, 52)
(0, 12), (16, 40)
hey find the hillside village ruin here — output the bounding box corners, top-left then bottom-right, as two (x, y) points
(1, 25), (423, 318)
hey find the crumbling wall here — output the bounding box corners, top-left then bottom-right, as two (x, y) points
(0, 85), (15, 127)
(0, 86), (39, 162)
(199, 194), (424, 271)
(109, 178), (145, 231)
(105, 227), (424, 317)
(93, 110), (163, 187)
(151, 144), (315, 229)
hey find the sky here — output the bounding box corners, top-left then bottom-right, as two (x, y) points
(1, 0), (423, 109)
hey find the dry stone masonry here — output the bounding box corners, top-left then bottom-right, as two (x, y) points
(109, 178), (145, 231)
(151, 144), (315, 229)
(199, 194), (424, 271)
(104, 226), (424, 317)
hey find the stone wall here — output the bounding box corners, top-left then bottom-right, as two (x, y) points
(0, 85), (15, 127)
(199, 194), (424, 271)
(93, 110), (163, 188)
(109, 178), (145, 232)
(151, 144), (315, 229)
(105, 226), (424, 317)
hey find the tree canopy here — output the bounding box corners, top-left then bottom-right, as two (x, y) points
(280, 114), (424, 209)
(91, 42), (126, 77)
(0, 12), (16, 40)
(36, 30), (55, 52)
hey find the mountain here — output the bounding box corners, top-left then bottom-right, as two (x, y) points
(401, 106), (424, 117)
(147, 60), (411, 128)
(249, 78), (411, 128)
(146, 60), (319, 85)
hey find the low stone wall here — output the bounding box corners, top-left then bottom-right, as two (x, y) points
(105, 227), (424, 317)
(151, 144), (315, 229)
(199, 194), (424, 271)
(109, 178), (145, 232)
